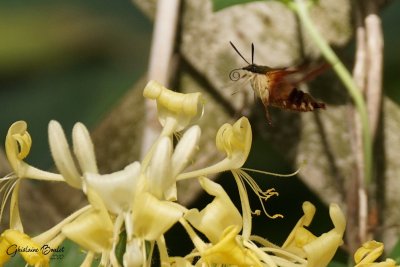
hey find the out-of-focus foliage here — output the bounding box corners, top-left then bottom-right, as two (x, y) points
(0, 1), (151, 170)
(212, 0), (266, 11)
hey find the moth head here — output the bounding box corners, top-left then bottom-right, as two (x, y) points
(229, 42), (271, 80)
(229, 41), (253, 81)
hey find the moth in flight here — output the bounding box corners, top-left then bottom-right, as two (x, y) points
(229, 42), (326, 124)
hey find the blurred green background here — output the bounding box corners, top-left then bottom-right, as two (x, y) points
(1, 0), (399, 266)
(0, 0), (151, 170)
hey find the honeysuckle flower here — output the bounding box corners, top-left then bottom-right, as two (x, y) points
(182, 177), (261, 266)
(201, 225), (261, 266)
(143, 80), (204, 134)
(177, 116), (252, 180)
(4, 121), (63, 182)
(282, 201), (346, 267)
(49, 120), (99, 189)
(145, 136), (173, 199)
(61, 189), (114, 256)
(123, 238), (143, 267)
(84, 161), (141, 214)
(354, 240), (399, 267)
(184, 177), (242, 244)
(131, 192), (185, 240)
(0, 229), (49, 267)
(0, 80), (355, 267)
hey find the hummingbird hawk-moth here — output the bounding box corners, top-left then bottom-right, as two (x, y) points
(229, 42), (326, 124)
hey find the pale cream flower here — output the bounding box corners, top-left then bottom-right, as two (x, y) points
(48, 120), (98, 188)
(143, 80), (203, 134)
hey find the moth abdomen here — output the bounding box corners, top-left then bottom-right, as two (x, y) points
(284, 88), (326, 111)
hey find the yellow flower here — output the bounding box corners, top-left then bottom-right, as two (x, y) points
(4, 121), (63, 181)
(2, 80), (350, 267)
(184, 177), (242, 244)
(282, 201), (346, 267)
(182, 177), (261, 266)
(354, 240), (399, 267)
(143, 80), (204, 134)
(131, 192), (185, 240)
(61, 189), (114, 255)
(177, 116), (252, 180)
(202, 225), (261, 266)
(0, 229), (49, 267)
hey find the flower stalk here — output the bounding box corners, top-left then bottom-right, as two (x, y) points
(291, 0), (372, 186)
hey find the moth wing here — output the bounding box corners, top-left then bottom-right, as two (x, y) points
(266, 70), (325, 111)
(266, 69), (299, 100)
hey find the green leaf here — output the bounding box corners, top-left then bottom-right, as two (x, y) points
(212, 0), (295, 12)
(389, 238), (400, 263)
(212, 0), (264, 11)
(115, 230), (127, 265)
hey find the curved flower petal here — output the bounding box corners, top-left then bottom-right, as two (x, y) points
(0, 229), (49, 267)
(84, 161), (141, 214)
(177, 117), (252, 180)
(282, 201), (316, 256)
(143, 80), (204, 133)
(132, 192), (184, 240)
(201, 225), (261, 266)
(354, 240), (398, 267)
(5, 121), (63, 181)
(171, 125), (201, 177)
(216, 116), (252, 167)
(0, 234), (12, 265)
(184, 177), (242, 244)
(281, 202), (345, 267)
(5, 121), (31, 172)
(61, 189), (114, 253)
(355, 240), (384, 265)
(48, 120), (82, 188)
(123, 238), (144, 267)
(72, 122), (98, 174)
(146, 137), (173, 199)
(303, 203), (346, 267)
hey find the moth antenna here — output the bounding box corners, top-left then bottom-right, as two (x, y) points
(251, 43), (255, 65)
(230, 41), (250, 65)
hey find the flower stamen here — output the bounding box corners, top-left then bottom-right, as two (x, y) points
(233, 169), (283, 219)
(0, 174), (17, 222)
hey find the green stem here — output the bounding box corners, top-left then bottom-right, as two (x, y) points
(291, 0), (372, 185)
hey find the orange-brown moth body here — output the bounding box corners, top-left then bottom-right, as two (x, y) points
(229, 42), (326, 124)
